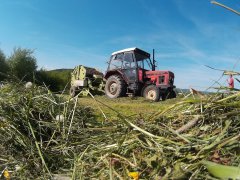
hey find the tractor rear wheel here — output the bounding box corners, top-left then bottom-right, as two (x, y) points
(143, 85), (160, 101)
(105, 75), (126, 98)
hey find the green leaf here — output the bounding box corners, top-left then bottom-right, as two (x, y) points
(202, 161), (240, 179)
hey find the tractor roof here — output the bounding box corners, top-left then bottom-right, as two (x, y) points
(111, 47), (150, 58)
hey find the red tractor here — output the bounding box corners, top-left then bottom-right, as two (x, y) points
(104, 47), (176, 101)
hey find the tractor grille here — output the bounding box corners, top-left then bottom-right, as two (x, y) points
(159, 76), (165, 84)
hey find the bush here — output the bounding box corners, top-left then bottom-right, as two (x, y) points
(36, 69), (72, 93)
(7, 48), (37, 81)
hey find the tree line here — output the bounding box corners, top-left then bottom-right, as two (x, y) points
(0, 48), (71, 92)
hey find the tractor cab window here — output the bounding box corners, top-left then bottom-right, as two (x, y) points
(135, 53), (151, 70)
(109, 52), (136, 70)
(123, 52), (135, 69)
(109, 53), (124, 70)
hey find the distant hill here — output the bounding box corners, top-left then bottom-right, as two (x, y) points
(175, 88), (190, 94)
(175, 88), (211, 95)
(48, 68), (73, 72)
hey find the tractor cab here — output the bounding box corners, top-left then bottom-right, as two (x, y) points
(106, 48), (153, 83)
(108, 47), (152, 71)
(104, 47), (176, 101)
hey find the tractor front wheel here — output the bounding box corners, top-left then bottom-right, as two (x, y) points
(105, 75), (126, 98)
(143, 85), (160, 101)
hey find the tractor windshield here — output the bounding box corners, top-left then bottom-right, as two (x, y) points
(108, 52), (136, 70)
(135, 53), (152, 70)
(108, 49), (152, 71)
(108, 53), (123, 70)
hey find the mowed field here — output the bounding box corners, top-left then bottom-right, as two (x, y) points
(77, 95), (180, 121)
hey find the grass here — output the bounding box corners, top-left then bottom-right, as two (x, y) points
(1, 83), (239, 179)
(78, 95), (180, 121)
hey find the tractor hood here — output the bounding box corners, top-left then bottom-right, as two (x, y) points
(144, 70), (175, 87)
(145, 70), (174, 78)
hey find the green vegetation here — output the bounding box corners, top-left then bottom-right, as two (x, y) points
(0, 82), (239, 179)
(36, 69), (72, 92)
(0, 48), (239, 179)
(8, 48), (37, 81)
(79, 95), (180, 121)
(0, 49), (9, 81)
(0, 82), (95, 179)
(0, 48), (71, 92)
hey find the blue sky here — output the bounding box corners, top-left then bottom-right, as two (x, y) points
(0, 0), (240, 90)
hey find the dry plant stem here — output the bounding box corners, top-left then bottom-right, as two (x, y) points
(0, 167), (7, 178)
(196, 120), (231, 157)
(66, 96), (78, 140)
(217, 91), (240, 103)
(127, 120), (159, 138)
(112, 153), (137, 167)
(216, 134), (240, 149)
(211, 1), (240, 16)
(109, 158), (113, 180)
(60, 81), (70, 95)
(72, 145), (90, 180)
(176, 115), (202, 134)
(150, 100), (194, 121)
(104, 139), (136, 150)
(87, 90), (107, 120)
(27, 120), (52, 177)
(25, 91), (52, 178)
(44, 130), (57, 151)
(113, 170), (124, 180)
(87, 95), (166, 140)
(63, 98), (70, 139)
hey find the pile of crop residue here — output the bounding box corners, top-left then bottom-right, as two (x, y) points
(0, 82), (239, 179)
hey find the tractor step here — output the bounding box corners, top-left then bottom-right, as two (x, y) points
(127, 93), (134, 97)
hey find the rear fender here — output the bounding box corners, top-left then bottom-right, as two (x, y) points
(104, 70), (127, 82)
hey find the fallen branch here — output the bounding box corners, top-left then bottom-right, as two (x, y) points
(176, 115), (202, 134)
(204, 65), (240, 75)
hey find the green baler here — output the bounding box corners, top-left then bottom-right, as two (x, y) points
(70, 65), (105, 97)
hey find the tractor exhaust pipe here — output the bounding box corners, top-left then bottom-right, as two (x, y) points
(152, 49), (156, 71)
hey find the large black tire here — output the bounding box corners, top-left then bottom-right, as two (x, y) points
(105, 75), (126, 98)
(143, 85), (160, 102)
(170, 90), (176, 99)
(166, 90), (176, 99)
